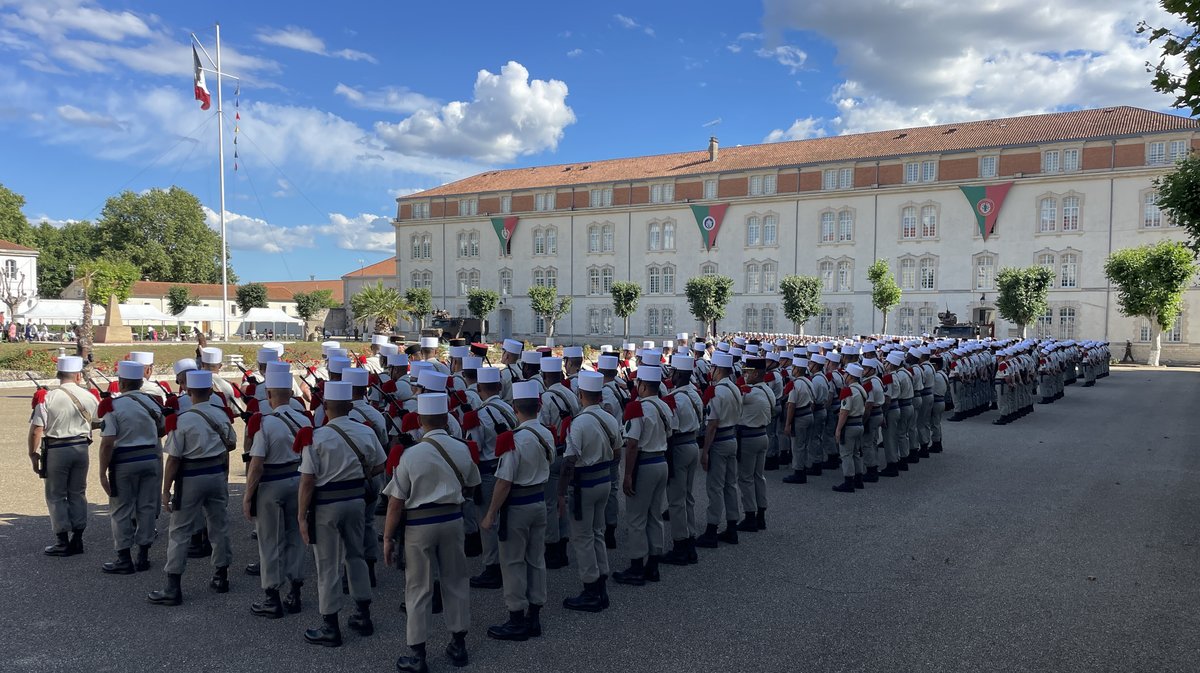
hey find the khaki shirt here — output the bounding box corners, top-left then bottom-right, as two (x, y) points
(808, 373), (829, 409)
(496, 420), (553, 487)
(539, 382), (580, 443)
(601, 379), (628, 423)
(739, 382), (775, 428)
(667, 384), (703, 435)
(101, 393), (161, 448)
(31, 382), (98, 439)
(383, 429), (481, 508)
(893, 368), (915, 399)
(166, 404), (234, 461)
(466, 396), (517, 462)
(565, 405), (618, 468)
(300, 416), (385, 487)
(787, 376), (813, 408)
(706, 379), (742, 429)
(840, 383), (867, 418)
(349, 399), (390, 446)
(624, 396), (675, 454)
(250, 407), (311, 464)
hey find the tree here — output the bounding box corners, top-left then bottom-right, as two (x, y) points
(293, 289), (336, 323)
(32, 220), (97, 298)
(684, 274), (734, 339)
(528, 285), (572, 344)
(0, 183), (36, 246)
(1104, 241), (1197, 366)
(1152, 155), (1200, 256)
(1140, 7), (1200, 116)
(404, 287), (433, 331)
(351, 281), (409, 334)
(167, 286), (199, 316)
(779, 274), (824, 335)
(866, 259), (903, 333)
(467, 289), (501, 339)
(236, 283), (269, 314)
(95, 187), (235, 284)
(78, 259), (139, 305)
(610, 281), (642, 340)
(995, 266), (1056, 337)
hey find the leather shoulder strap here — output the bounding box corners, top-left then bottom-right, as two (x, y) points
(327, 423), (370, 476)
(58, 386), (92, 423)
(517, 426), (554, 462)
(421, 436), (467, 489)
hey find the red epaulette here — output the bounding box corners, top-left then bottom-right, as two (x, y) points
(389, 401), (405, 418)
(369, 373), (382, 387)
(825, 372), (834, 381)
(400, 412), (419, 433)
(461, 409), (481, 431)
(736, 376), (746, 387)
(246, 412), (263, 445)
(165, 413), (179, 434)
(662, 395), (677, 411)
(765, 372), (776, 383)
(158, 381), (174, 394)
(622, 399), (644, 420)
(702, 387), (716, 405)
(739, 384), (752, 395)
(839, 387), (852, 401)
(382, 380), (397, 394)
(292, 426), (314, 453)
(385, 443), (404, 475)
(882, 374), (893, 385)
(244, 381), (257, 397)
(108, 380), (120, 394)
(97, 396), (115, 418)
(863, 380), (873, 393)
(31, 388), (47, 409)
(662, 379), (674, 390)
(245, 397), (260, 415)
(783, 381), (795, 396)
(88, 388), (101, 401)
(466, 440), (480, 463)
(495, 430), (516, 457)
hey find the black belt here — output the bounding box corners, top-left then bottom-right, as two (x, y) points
(314, 478), (365, 504)
(112, 443), (158, 465)
(179, 455), (226, 478)
(737, 425), (767, 439)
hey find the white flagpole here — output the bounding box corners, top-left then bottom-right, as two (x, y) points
(215, 22), (229, 342)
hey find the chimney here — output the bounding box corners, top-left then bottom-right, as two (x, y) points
(708, 136), (719, 162)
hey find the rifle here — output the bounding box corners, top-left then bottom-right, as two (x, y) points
(25, 371), (47, 391)
(367, 383), (405, 437)
(27, 372), (48, 477)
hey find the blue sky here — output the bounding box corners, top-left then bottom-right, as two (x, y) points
(0, 0), (1180, 282)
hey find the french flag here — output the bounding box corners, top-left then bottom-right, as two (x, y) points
(193, 46), (211, 110)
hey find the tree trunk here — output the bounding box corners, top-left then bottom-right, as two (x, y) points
(78, 298), (94, 373)
(881, 310), (889, 334)
(546, 318), (556, 347)
(1018, 323), (1027, 338)
(622, 316), (629, 341)
(375, 316), (390, 334)
(1148, 324), (1162, 366)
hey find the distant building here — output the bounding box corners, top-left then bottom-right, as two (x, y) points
(341, 256), (400, 331)
(0, 238), (39, 323)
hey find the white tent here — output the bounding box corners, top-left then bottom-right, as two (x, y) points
(174, 305), (224, 322)
(117, 304), (173, 323)
(20, 299), (105, 325)
(240, 307), (303, 338)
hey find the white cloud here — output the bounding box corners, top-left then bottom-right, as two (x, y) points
(755, 45), (807, 73)
(374, 61), (576, 163)
(333, 82), (437, 114)
(1, 1), (153, 41)
(726, 32), (761, 53)
(30, 215), (81, 228)
(702, 117), (722, 128)
(761, 0), (1178, 134)
(322, 213), (395, 252)
(255, 25), (377, 63)
(764, 116), (828, 142)
(55, 104), (125, 130)
(271, 178), (292, 198)
(203, 206), (317, 254)
(614, 14), (655, 37)
(566, 48), (583, 58)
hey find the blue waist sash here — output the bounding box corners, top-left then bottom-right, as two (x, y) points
(406, 502), (463, 526)
(112, 443), (158, 465)
(314, 478), (365, 504)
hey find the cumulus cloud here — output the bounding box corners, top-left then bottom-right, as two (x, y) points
(321, 213), (395, 252)
(763, 116), (828, 142)
(55, 104), (125, 130)
(760, 0), (1178, 134)
(374, 61), (576, 163)
(726, 32), (760, 53)
(333, 82), (437, 114)
(755, 44), (807, 73)
(614, 14), (655, 37)
(255, 25), (377, 63)
(566, 48), (583, 58)
(203, 206), (318, 254)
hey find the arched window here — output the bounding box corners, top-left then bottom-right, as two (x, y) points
(920, 205), (937, 238)
(601, 307), (614, 334)
(746, 263), (761, 294)
(457, 232), (468, 257)
(838, 210), (853, 242)
(589, 267), (601, 295)
(469, 270), (480, 289)
(701, 262), (717, 276)
(1039, 197), (1057, 232)
(3, 259), (16, 279)
(533, 269), (546, 287)
(820, 211), (836, 243)
(901, 206), (918, 239)
(545, 267), (557, 288)
(1060, 253), (1078, 288)
(546, 227), (557, 255)
(662, 308), (674, 334)
(819, 261), (834, 291)
(601, 267), (613, 293)
(834, 306), (851, 335)
(410, 271), (422, 288)
(1062, 196), (1080, 231)
(746, 216), (760, 246)
(1036, 308), (1053, 338)
(662, 221), (675, 250)
(975, 255), (995, 290)
(745, 307), (759, 331)
(648, 223), (661, 251)
(499, 269), (512, 296)
(919, 257), (937, 290)
(647, 308), (660, 336)
(534, 229), (546, 255)
(836, 260), (852, 292)
(899, 307), (915, 334)
(918, 306), (934, 334)
(900, 257), (916, 289)
(818, 306), (833, 335)
(588, 225), (601, 253)
(662, 265), (675, 294)
(588, 307), (601, 335)
(411, 235), (421, 259)
(762, 261), (777, 293)
(1059, 306), (1077, 339)
(1143, 191), (1163, 228)
(457, 270), (469, 295)
(421, 235), (431, 259)
(602, 224), (615, 252)
(763, 215), (777, 246)
(648, 266), (662, 294)
(762, 307), (776, 331)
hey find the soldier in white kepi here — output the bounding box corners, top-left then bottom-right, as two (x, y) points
(661, 354), (703, 566)
(29, 355), (99, 557)
(696, 352), (742, 548)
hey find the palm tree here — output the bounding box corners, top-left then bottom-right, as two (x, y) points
(350, 282), (410, 334)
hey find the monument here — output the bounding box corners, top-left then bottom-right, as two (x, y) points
(93, 294), (132, 343)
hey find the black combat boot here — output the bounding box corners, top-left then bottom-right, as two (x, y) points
(563, 580), (605, 612)
(695, 524), (720, 548)
(526, 604), (543, 637)
(469, 563), (503, 589)
(897, 457), (910, 471)
(764, 454), (779, 471)
(737, 511), (759, 532)
(135, 544), (151, 572)
(863, 466), (880, 483)
(644, 555), (661, 583)
(780, 449), (792, 466)
(147, 573), (183, 606)
(304, 612), (342, 647)
(806, 463), (823, 476)
(445, 632), (469, 667)
(756, 508), (766, 530)
(486, 610), (530, 641)
(685, 537), (699, 564)
(717, 520), (739, 545)
(832, 477), (856, 493)
(930, 440), (943, 453)
(918, 444), (931, 458)
(395, 642), (428, 673)
(782, 469), (808, 484)
(283, 580), (303, 614)
(661, 540), (690, 566)
(347, 600), (374, 636)
(598, 574), (611, 608)
(880, 463), (900, 477)
(544, 540), (567, 569)
(210, 565), (230, 593)
(604, 524), (618, 550)
(251, 588), (284, 619)
(44, 531), (71, 557)
(245, 562), (260, 576)
(102, 548), (135, 575)
(907, 451), (921, 464)
(853, 474), (865, 490)
(67, 529), (84, 555)
(612, 557), (646, 586)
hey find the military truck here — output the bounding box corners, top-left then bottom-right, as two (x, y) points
(933, 310), (985, 339)
(429, 316), (488, 343)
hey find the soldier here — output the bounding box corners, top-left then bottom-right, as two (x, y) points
(860, 357), (885, 482)
(736, 358), (774, 532)
(559, 371), (619, 611)
(295, 381), (385, 646)
(384, 393), (480, 672)
(805, 354), (830, 477)
(498, 339), (524, 402)
(198, 347), (238, 409)
(447, 345), (470, 392)
(878, 354), (903, 477)
(29, 355), (98, 557)
(661, 354), (703, 565)
(696, 352), (742, 548)
(562, 346), (585, 389)
(929, 355), (949, 453)
(130, 351), (171, 401)
(417, 337), (450, 376)
(691, 340), (712, 389)
(148, 369), (237, 606)
(782, 355), (814, 485)
(832, 363), (868, 493)
(612, 366), (674, 585)
(538, 356), (577, 570)
(243, 369), (312, 618)
(463, 366), (518, 590)
(312, 356), (352, 426)
(596, 353), (626, 549)
(98, 360), (166, 574)
(519, 351), (544, 395)
(915, 347), (935, 457)
(365, 335), (390, 374)
(481, 380), (552, 641)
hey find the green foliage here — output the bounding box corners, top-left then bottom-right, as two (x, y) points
(404, 287), (433, 328)
(1104, 241), (1197, 330)
(610, 281), (642, 339)
(867, 259), (903, 332)
(684, 274), (734, 336)
(167, 286), (199, 315)
(1140, 8), (1200, 116)
(0, 183), (36, 246)
(467, 288), (501, 320)
(78, 259), (139, 305)
(32, 220), (95, 298)
(995, 266), (1056, 332)
(779, 274), (824, 332)
(293, 289), (336, 322)
(235, 283), (269, 314)
(351, 282), (409, 333)
(528, 285), (572, 339)
(1153, 155), (1200, 255)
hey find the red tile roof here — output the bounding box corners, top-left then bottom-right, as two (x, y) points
(401, 106), (1199, 200)
(342, 256), (397, 279)
(125, 280), (344, 304)
(0, 238), (37, 252)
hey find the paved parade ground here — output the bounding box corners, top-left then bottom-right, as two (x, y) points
(1, 366), (1198, 673)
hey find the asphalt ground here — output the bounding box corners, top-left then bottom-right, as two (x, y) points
(1, 366), (1198, 673)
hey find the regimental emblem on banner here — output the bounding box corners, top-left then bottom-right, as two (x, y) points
(490, 216), (518, 255)
(690, 204), (728, 251)
(959, 182), (1014, 241)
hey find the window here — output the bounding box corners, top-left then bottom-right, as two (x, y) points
(749, 174), (777, 196)
(662, 265), (675, 294)
(835, 305), (852, 335)
(762, 307), (776, 331)
(411, 202), (430, 219)
(459, 198), (478, 216)
(762, 214), (777, 246)
(918, 307), (935, 335)
(589, 188), (613, 208)
(922, 160), (937, 182)
(648, 223), (661, 251)
(762, 262), (777, 293)
(820, 211), (836, 243)
(1035, 308), (1053, 339)
(837, 260), (852, 292)
(586, 307), (616, 336)
(745, 263), (761, 294)
(818, 307), (834, 335)
(648, 266), (661, 294)
(1166, 317), (1183, 343)
(535, 315), (546, 334)
(469, 270), (480, 290)
(979, 155), (998, 178)
(499, 269), (512, 296)
(588, 307), (602, 335)
(647, 308), (660, 336)
(975, 255), (995, 290)
(647, 264), (676, 295)
(900, 258), (916, 290)
(905, 160), (937, 183)
(919, 257), (937, 290)
(1143, 191), (1163, 228)
(819, 260), (834, 291)
(457, 270), (469, 295)
(545, 268), (557, 288)
(411, 235), (421, 259)
(533, 269), (546, 287)
(650, 183), (674, 203)
(898, 307), (915, 335)
(602, 308), (614, 334)
(1062, 195), (1080, 231)
(1060, 253), (1078, 288)
(588, 225), (601, 253)
(500, 195), (512, 214)
(920, 205), (937, 238)
(534, 229), (546, 255)
(410, 270), (432, 289)
(1039, 197), (1058, 233)
(744, 307), (759, 331)
(822, 169), (838, 191)
(1147, 141), (1167, 166)
(1059, 307), (1077, 340)
(838, 210), (853, 242)
(745, 216), (760, 247)
(901, 206), (918, 239)
(1170, 139), (1189, 163)
(839, 168), (853, 189)
(535, 192), (555, 211)
(2, 259), (16, 279)
(411, 233), (433, 260)
(602, 267), (613, 293)
(662, 221), (676, 250)
(661, 308), (674, 335)
(701, 262), (718, 277)
(546, 228), (557, 255)
(457, 231), (479, 258)
(703, 179), (717, 199)
(602, 224), (615, 252)
(1063, 149), (1080, 172)
(904, 162), (920, 184)
(1043, 150), (1061, 173)
(588, 267), (602, 295)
